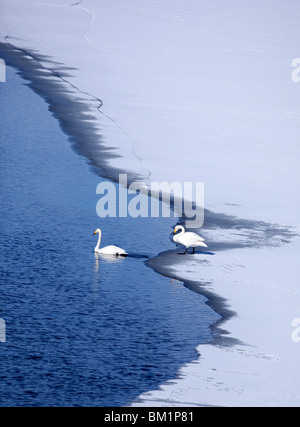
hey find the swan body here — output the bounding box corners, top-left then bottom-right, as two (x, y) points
(173, 225), (207, 254)
(93, 229), (128, 256)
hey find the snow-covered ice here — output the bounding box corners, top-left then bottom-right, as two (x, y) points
(131, 237), (300, 407)
(1, 0), (300, 407)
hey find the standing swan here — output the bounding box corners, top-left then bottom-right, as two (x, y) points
(93, 229), (128, 256)
(173, 225), (207, 255)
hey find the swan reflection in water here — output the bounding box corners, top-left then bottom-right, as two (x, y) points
(94, 252), (126, 272)
(93, 251), (150, 273)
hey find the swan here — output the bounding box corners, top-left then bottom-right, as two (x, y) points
(93, 229), (128, 256)
(173, 225), (207, 254)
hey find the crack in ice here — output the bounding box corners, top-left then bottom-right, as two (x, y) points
(68, 1), (152, 181)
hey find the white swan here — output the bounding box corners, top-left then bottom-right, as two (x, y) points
(93, 229), (128, 256)
(173, 225), (207, 254)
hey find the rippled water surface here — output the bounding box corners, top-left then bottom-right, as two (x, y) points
(0, 66), (218, 407)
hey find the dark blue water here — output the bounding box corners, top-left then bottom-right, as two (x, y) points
(0, 66), (218, 407)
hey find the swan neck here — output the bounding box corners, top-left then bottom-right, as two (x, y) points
(178, 226), (185, 235)
(96, 230), (102, 251)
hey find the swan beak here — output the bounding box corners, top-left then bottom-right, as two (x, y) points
(93, 231), (97, 235)
(174, 229), (177, 234)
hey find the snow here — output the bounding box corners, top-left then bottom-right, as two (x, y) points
(1, 0), (300, 407)
(131, 238), (300, 407)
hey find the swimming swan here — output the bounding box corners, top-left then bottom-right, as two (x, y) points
(173, 225), (207, 254)
(93, 229), (128, 256)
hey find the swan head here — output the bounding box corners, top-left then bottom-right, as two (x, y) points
(174, 225), (185, 234)
(93, 228), (101, 235)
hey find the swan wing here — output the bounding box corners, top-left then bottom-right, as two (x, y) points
(98, 245), (128, 256)
(177, 232), (207, 248)
(196, 241), (208, 248)
(186, 232), (205, 242)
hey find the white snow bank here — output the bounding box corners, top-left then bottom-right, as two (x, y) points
(132, 237), (300, 407)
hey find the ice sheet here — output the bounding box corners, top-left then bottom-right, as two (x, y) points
(2, 0), (300, 222)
